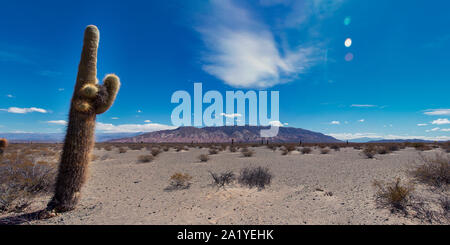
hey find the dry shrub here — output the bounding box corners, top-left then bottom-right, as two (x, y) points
(138, 155), (154, 163)
(363, 146), (376, 159)
(388, 144), (400, 152)
(208, 148), (219, 155)
(412, 153), (449, 188)
(330, 145), (340, 151)
(373, 178), (414, 213)
(241, 148), (254, 157)
(267, 144), (277, 151)
(377, 146), (390, 155)
(162, 146), (170, 152)
(118, 147), (127, 153)
(151, 147), (162, 157)
(301, 147), (312, 154)
(229, 146), (237, 152)
(167, 173), (192, 190)
(413, 143), (431, 151)
(209, 171), (235, 188)
(0, 152), (56, 213)
(198, 154), (209, 162)
(104, 145), (113, 151)
(320, 148), (330, 154)
(238, 167), (272, 190)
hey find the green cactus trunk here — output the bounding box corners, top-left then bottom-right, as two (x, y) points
(47, 25), (120, 213)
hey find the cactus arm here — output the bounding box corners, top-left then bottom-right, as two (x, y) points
(94, 74), (121, 114)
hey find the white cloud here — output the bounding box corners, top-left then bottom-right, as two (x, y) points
(268, 120), (285, 127)
(358, 119), (365, 122)
(144, 120), (151, 123)
(351, 104), (377, 108)
(6, 94), (14, 98)
(111, 117), (119, 120)
(96, 122), (176, 133)
(137, 110), (142, 113)
(0, 107), (47, 114)
(426, 127), (441, 132)
(198, 0), (317, 88)
(330, 121), (340, 125)
(47, 120), (67, 125)
(431, 118), (450, 125)
(424, 109), (450, 116)
(220, 113), (242, 118)
(417, 123), (428, 126)
(328, 132), (450, 141)
(58, 88), (64, 92)
(441, 128), (450, 132)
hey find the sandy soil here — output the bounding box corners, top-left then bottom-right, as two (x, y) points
(2, 146), (448, 225)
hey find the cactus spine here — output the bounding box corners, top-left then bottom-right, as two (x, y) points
(47, 25), (120, 212)
(0, 138), (8, 155)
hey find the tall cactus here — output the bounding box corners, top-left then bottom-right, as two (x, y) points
(47, 25), (120, 213)
(0, 138), (8, 155)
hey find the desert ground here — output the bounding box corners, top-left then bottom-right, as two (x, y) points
(0, 143), (448, 225)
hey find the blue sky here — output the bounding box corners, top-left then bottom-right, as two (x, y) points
(0, 0), (449, 141)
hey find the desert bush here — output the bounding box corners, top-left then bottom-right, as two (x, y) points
(167, 173), (192, 190)
(267, 144), (277, 151)
(441, 142), (450, 153)
(162, 146), (170, 152)
(413, 143), (431, 151)
(363, 146), (376, 159)
(138, 155), (154, 163)
(301, 147), (312, 154)
(330, 145), (340, 151)
(128, 144), (144, 150)
(388, 144), (400, 152)
(412, 153), (449, 188)
(320, 148), (330, 154)
(209, 171), (235, 188)
(198, 154), (209, 162)
(118, 147), (127, 153)
(104, 145), (113, 151)
(208, 148), (219, 155)
(238, 167), (272, 189)
(377, 146), (390, 155)
(0, 153), (56, 213)
(229, 146), (237, 152)
(373, 178), (414, 213)
(241, 148), (254, 157)
(151, 147), (162, 157)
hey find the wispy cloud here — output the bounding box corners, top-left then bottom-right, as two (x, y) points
(431, 118), (450, 125)
(417, 123), (428, 126)
(350, 104), (377, 108)
(328, 132), (450, 141)
(424, 109), (450, 116)
(144, 120), (151, 123)
(198, 0), (319, 88)
(96, 122), (176, 133)
(220, 113), (242, 118)
(358, 119), (365, 122)
(0, 107), (47, 114)
(47, 120), (67, 125)
(426, 127), (441, 132)
(6, 94), (14, 98)
(330, 121), (340, 125)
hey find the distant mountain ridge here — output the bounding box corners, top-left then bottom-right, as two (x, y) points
(0, 132), (141, 143)
(110, 126), (342, 143)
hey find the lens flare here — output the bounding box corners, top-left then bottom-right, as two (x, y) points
(345, 52), (354, 62)
(345, 38), (352, 47)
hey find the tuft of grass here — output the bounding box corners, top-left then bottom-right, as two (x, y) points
(209, 171), (235, 188)
(373, 178), (414, 213)
(238, 167), (272, 190)
(104, 145), (113, 151)
(118, 147), (128, 154)
(198, 154), (209, 162)
(412, 153), (449, 188)
(167, 173), (192, 190)
(138, 155), (154, 163)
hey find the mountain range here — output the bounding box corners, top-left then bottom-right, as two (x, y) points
(109, 126), (342, 143)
